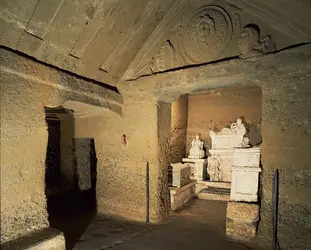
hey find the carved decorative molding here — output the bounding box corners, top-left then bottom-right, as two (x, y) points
(122, 0), (191, 79)
(238, 24), (276, 58)
(151, 40), (178, 73)
(123, 3), (285, 80)
(180, 5), (233, 63)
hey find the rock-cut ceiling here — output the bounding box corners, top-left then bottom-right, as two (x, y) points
(1, 0), (311, 86)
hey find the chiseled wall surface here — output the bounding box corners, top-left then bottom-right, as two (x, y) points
(0, 48), (122, 243)
(73, 99), (170, 223)
(170, 95), (188, 163)
(0, 51), (61, 243)
(258, 78), (311, 249)
(186, 86), (262, 155)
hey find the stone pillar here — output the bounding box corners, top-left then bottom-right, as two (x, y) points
(94, 99), (171, 223)
(226, 147), (261, 240)
(74, 138), (92, 191)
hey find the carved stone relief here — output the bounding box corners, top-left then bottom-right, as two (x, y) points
(238, 24), (276, 58)
(207, 155), (222, 181)
(180, 5), (233, 63)
(127, 4), (278, 80)
(172, 13), (185, 35)
(151, 40), (178, 73)
(227, 2), (243, 34)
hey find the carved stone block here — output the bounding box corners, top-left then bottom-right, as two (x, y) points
(233, 147), (260, 167)
(169, 181), (196, 211)
(182, 158), (207, 181)
(230, 166), (261, 202)
(226, 219), (257, 240)
(226, 202), (259, 223)
(171, 163), (191, 188)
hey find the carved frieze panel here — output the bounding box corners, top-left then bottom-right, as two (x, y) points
(124, 1), (279, 80)
(151, 40), (179, 73)
(180, 5), (233, 63)
(238, 24), (276, 58)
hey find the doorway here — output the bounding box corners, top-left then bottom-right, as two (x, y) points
(44, 107), (98, 249)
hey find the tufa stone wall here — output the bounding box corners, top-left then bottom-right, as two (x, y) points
(72, 98), (171, 223)
(170, 94), (188, 163)
(0, 48), (122, 243)
(257, 77), (311, 249)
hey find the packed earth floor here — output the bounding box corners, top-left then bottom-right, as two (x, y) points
(53, 198), (262, 250)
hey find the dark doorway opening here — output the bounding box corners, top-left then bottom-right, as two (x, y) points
(45, 118), (61, 192)
(44, 107), (98, 249)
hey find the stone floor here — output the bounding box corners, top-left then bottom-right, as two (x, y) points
(47, 189), (97, 250)
(73, 199), (255, 250)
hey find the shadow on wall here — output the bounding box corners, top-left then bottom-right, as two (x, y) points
(44, 106), (98, 250)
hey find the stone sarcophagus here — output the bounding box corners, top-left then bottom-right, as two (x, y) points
(208, 149), (234, 182)
(208, 118), (250, 182)
(230, 147), (261, 202)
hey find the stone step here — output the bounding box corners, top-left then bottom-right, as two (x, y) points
(197, 187), (230, 201)
(197, 180), (231, 189)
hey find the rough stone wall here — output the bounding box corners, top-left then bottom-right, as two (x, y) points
(1, 55), (58, 243)
(157, 102), (172, 220)
(73, 98), (171, 223)
(59, 114), (75, 191)
(257, 78), (311, 249)
(170, 95), (188, 163)
(0, 48), (122, 243)
(186, 86), (262, 155)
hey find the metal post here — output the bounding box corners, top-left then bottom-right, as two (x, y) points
(146, 161), (150, 223)
(273, 169), (280, 250)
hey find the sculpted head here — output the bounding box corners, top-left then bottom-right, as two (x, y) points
(197, 14), (215, 43)
(238, 25), (260, 55)
(196, 134), (200, 140)
(237, 118), (242, 125)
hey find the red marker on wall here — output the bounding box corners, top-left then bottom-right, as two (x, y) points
(121, 134), (127, 145)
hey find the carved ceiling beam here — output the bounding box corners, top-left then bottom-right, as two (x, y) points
(99, 0), (161, 73)
(70, 0), (121, 58)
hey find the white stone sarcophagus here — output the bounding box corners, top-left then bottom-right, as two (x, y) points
(208, 149), (234, 182)
(208, 118), (251, 182)
(230, 147), (261, 202)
